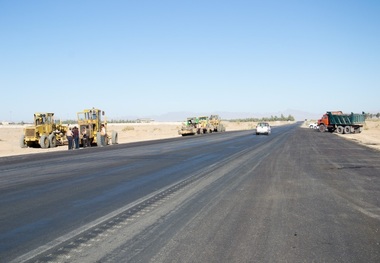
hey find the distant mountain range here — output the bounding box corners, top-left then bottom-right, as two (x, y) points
(114, 109), (322, 122)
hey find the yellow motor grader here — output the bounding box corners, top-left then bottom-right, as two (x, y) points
(77, 108), (118, 146)
(198, 116), (213, 134)
(209, 115), (226, 132)
(20, 113), (68, 148)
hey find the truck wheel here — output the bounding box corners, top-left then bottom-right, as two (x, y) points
(355, 127), (363, 133)
(40, 135), (50, 148)
(112, 131), (118, 144)
(344, 126), (351, 134)
(20, 135), (26, 148)
(49, 134), (57, 147)
(319, 125), (326, 133)
(337, 126), (344, 134)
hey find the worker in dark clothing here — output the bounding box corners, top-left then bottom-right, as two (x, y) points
(73, 126), (80, 149)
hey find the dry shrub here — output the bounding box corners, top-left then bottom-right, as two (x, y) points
(122, 126), (135, 132)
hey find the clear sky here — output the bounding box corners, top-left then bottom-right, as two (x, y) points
(1, 0), (379, 122)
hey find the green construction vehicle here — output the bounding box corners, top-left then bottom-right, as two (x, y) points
(20, 112), (68, 148)
(178, 115), (226, 136)
(178, 117), (201, 136)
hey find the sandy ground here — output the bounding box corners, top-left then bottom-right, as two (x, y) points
(1, 120), (379, 158)
(303, 120), (380, 151)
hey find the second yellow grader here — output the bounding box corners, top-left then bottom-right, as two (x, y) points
(77, 108), (118, 146)
(20, 112), (68, 148)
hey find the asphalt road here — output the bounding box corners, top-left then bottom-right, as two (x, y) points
(1, 123), (379, 262)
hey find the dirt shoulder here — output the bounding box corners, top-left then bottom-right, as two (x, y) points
(1, 120), (378, 158)
(303, 120), (380, 151)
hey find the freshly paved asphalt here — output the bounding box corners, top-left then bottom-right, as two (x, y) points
(0, 123), (379, 262)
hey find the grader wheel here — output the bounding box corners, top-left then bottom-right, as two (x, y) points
(20, 135), (26, 148)
(96, 133), (102, 147)
(40, 135), (50, 148)
(112, 131), (118, 144)
(49, 134), (57, 147)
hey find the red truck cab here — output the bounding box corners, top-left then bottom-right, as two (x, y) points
(317, 111), (342, 130)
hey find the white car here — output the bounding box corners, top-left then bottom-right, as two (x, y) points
(256, 122), (271, 135)
(309, 123), (318, 129)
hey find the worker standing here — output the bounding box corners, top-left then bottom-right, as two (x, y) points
(73, 126), (79, 149)
(66, 127), (73, 150)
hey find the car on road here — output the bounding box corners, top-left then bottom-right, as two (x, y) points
(256, 122), (271, 135)
(309, 122), (318, 129)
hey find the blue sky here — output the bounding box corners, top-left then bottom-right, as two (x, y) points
(1, 0), (379, 122)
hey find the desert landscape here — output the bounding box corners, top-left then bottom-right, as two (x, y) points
(0, 120), (379, 158)
(333, 120), (380, 150)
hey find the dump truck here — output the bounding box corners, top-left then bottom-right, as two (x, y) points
(77, 108), (118, 146)
(318, 111), (366, 134)
(209, 115), (225, 132)
(178, 117), (200, 136)
(20, 113), (68, 148)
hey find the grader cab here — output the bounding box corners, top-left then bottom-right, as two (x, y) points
(77, 108), (118, 146)
(20, 113), (68, 148)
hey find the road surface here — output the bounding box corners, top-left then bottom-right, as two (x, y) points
(0, 123), (379, 262)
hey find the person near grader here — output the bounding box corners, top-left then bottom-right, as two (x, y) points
(66, 127), (74, 150)
(72, 126), (80, 149)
